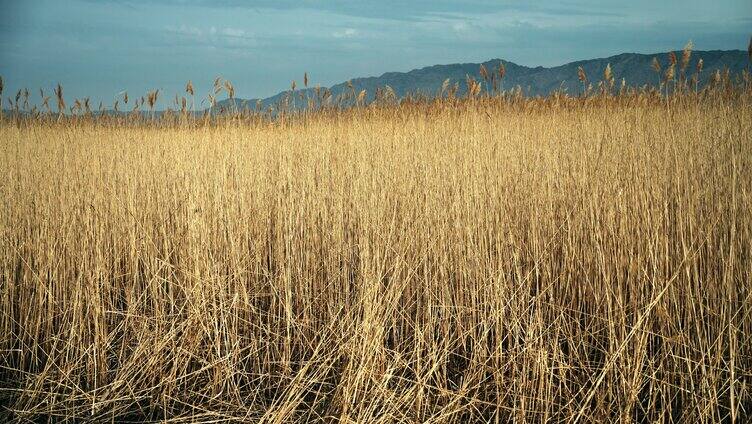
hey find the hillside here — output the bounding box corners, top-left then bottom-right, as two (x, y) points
(217, 49), (748, 111)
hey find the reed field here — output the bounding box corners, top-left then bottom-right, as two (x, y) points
(1, 58), (752, 422)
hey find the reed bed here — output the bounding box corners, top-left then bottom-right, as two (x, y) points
(1, 75), (752, 422)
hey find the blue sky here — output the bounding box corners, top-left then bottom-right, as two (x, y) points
(1, 0), (750, 108)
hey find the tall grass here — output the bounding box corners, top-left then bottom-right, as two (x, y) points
(1, 56), (752, 422)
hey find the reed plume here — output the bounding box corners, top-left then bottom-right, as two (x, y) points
(54, 83), (65, 115)
(441, 78), (451, 97)
(651, 57), (662, 86)
(465, 75), (481, 97)
(577, 66), (588, 95)
(356, 89), (366, 105)
(664, 64), (675, 83)
(224, 80), (234, 99)
(603, 63), (614, 89)
(681, 40), (693, 71)
(479, 64), (489, 83)
(22, 88), (29, 111)
(147, 90), (159, 117)
(712, 69), (722, 86)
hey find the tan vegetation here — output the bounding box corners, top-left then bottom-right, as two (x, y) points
(1, 55), (752, 422)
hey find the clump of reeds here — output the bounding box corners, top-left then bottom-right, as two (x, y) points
(1, 76), (750, 422)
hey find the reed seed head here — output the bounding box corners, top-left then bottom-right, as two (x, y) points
(479, 64), (489, 82)
(664, 63), (676, 82)
(681, 40), (693, 71)
(577, 66), (587, 83)
(604, 63), (614, 87)
(668, 51), (677, 66)
(651, 57), (661, 74)
(147, 90), (159, 110)
(55, 83), (65, 112)
(224, 80), (235, 99)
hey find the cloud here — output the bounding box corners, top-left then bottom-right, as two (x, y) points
(165, 24), (204, 37)
(80, 0), (634, 22)
(332, 28), (357, 38)
(164, 24), (256, 49)
(222, 27), (246, 37)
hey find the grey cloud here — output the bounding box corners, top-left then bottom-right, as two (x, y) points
(81, 0), (627, 21)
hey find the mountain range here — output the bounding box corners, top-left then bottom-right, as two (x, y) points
(217, 49), (749, 111)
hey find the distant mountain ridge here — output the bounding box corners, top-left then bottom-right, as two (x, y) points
(217, 49), (748, 111)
